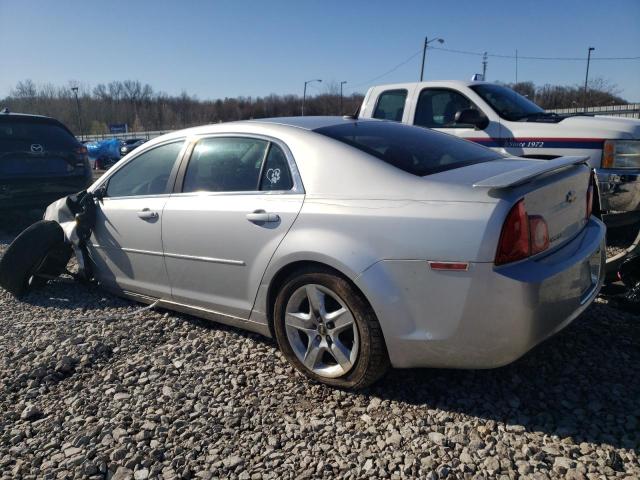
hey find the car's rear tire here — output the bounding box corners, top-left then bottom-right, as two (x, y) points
(0, 220), (71, 297)
(273, 267), (389, 389)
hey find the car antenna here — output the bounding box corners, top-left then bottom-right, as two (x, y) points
(343, 105), (360, 120)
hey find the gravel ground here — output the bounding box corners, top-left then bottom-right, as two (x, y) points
(0, 225), (638, 480)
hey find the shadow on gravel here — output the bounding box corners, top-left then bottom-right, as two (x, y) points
(367, 303), (639, 450)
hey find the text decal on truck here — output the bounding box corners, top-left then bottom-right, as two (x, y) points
(465, 138), (605, 149)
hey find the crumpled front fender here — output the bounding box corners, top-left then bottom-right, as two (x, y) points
(43, 196), (80, 246)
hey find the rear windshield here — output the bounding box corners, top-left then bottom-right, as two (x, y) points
(314, 121), (502, 176)
(0, 119), (78, 151)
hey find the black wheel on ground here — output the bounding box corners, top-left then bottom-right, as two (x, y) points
(273, 267), (389, 389)
(0, 220), (71, 297)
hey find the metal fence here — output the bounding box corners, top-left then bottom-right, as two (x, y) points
(81, 130), (173, 142)
(547, 103), (640, 119)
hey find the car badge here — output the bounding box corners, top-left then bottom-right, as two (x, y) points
(30, 144), (43, 153)
(566, 190), (577, 204)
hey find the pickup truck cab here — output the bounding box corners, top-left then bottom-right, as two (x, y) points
(359, 81), (640, 270)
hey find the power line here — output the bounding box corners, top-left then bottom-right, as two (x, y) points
(430, 46), (640, 61)
(346, 45), (639, 93)
(349, 49), (422, 89)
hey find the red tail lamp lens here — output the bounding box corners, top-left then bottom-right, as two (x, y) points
(529, 215), (549, 254)
(495, 200), (530, 265)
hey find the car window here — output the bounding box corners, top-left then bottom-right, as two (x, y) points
(260, 144), (294, 191)
(372, 89), (407, 121)
(314, 121), (502, 176)
(0, 120), (78, 152)
(106, 141), (184, 197)
(414, 89), (479, 128)
(183, 137), (268, 192)
(470, 84), (544, 121)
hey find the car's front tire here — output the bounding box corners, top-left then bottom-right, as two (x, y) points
(0, 220), (71, 297)
(273, 268), (389, 389)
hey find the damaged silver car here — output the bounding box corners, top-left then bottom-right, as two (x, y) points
(0, 117), (606, 388)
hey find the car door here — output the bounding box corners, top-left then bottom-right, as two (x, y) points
(411, 87), (501, 146)
(161, 135), (304, 318)
(88, 140), (186, 298)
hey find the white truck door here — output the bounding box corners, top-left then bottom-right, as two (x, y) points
(409, 87), (502, 147)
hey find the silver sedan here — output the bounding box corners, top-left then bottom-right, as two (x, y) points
(43, 117), (605, 388)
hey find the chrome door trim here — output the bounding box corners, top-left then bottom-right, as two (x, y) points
(163, 252), (246, 266)
(93, 245), (245, 266)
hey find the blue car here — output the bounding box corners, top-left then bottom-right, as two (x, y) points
(0, 109), (92, 210)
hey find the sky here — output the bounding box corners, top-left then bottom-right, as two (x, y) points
(1, 0), (639, 101)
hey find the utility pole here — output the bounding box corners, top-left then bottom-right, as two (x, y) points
(583, 47), (595, 113)
(482, 52), (488, 81)
(420, 36), (445, 81)
(340, 81), (347, 115)
(302, 79), (322, 116)
(515, 49), (518, 84)
(71, 86), (84, 141)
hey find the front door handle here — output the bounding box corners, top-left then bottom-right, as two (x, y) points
(137, 208), (159, 220)
(246, 210), (280, 223)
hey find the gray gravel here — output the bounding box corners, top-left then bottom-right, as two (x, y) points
(0, 230), (638, 480)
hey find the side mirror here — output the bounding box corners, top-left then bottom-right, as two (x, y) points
(94, 184), (107, 200)
(454, 109), (489, 130)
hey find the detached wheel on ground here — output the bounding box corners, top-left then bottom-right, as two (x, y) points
(273, 268), (389, 389)
(0, 220), (71, 297)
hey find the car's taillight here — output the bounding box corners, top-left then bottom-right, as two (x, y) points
(586, 171), (594, 219)
(529, 215), (549, 255)
(495, 200), (551, 265)
(74, 146), (89, 168)
(495, 200), (530, 265)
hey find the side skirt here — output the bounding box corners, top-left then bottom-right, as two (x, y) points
(109, 288), (272, 338)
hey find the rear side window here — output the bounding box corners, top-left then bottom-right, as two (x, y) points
(314, 121), (502, 176)
(372, 89), (407, 121)
(106, 141), (184, 197)
(183, 137), (268, 192)
(0, 120), (78, 151)
(260, 144), (294, 191)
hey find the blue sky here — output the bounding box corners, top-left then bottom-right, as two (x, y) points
(1, 0), (639, 101)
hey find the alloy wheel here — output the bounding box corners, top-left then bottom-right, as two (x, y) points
(284, 283), (359, 378)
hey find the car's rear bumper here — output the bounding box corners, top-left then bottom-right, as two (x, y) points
(0, 173), (91, 210)
(355, 217), (606, 369)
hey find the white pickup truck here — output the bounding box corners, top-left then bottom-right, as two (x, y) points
(359, 80), (640, 271)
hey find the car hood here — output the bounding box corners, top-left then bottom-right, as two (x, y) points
(505, 115), (640, 140)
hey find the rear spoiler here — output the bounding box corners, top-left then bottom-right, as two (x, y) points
(473, 156), (589, 190)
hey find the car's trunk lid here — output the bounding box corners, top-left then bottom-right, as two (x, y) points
(474, 156), (591, 252)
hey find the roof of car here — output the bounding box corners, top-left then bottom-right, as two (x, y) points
(366, 80), (491, 91)
(0, 111), (60, 122)
(249, 116), (365, 131)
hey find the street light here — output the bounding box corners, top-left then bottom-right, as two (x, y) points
(583, 46), (595, 113)
(420, 36), (444, 81)
(71, 86), (84, 141)
(340, 80), (347, 115)
(302, 79), (322, 116)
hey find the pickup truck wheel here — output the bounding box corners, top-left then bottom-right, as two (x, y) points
(0, 220), (70, 297)
(273, 268), (389, 389)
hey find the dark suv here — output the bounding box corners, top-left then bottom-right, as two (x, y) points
(0, 110), (92, 210)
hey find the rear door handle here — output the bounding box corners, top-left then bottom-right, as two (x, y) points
(137, 208), (159, 220)
(246, 210), (280, 223)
